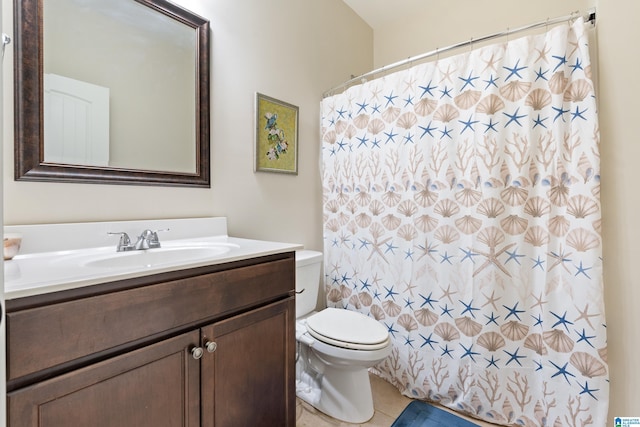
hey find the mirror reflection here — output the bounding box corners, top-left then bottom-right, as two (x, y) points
(14, 0), (210, 187)
(43, 0), (196, 173)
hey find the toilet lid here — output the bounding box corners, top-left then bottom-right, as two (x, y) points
(305, 308), (390, 350)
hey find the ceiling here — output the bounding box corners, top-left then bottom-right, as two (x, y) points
(341, 0), (425, 30)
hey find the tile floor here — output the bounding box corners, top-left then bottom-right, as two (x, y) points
(296, 372), (497, 427)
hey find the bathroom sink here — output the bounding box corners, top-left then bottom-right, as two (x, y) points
(75, 243), (239, 269)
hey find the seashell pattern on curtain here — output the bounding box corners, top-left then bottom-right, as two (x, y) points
(320, 19), (607, 426)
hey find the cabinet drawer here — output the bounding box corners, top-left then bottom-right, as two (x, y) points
(7, 256), (294, 384)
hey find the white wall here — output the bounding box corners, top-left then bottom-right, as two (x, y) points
(2, 0), (372, 254)
(372, 1), (592, 68)
(369, 0), (637, 421)
(175, 1), (372, 248)
(596, 0), (640, 420)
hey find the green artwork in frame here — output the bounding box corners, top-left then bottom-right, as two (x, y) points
(255, 93), (299, 174)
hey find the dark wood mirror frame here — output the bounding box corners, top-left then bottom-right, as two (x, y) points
(14, 0), (210, 187)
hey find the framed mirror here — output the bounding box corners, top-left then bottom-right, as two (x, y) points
(14, 0), (210, 187)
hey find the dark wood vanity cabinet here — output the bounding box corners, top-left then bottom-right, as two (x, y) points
(5, 253), (296, 427)
(8, 330), (202, 426)
(201, 298), (294, 427)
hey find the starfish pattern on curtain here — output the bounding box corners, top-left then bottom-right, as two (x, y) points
(321, 19), (607, 427)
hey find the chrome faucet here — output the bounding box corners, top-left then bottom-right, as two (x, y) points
(107, 232), (135, 252)
(134, 229), (164, 250)
(108, 228), (169, 252)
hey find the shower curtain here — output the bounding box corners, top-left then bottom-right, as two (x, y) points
(320, 19), (607, 426)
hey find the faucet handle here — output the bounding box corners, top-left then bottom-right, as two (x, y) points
(150, 228), (169, 247)
(107, 232), (133, 252)
(149, 228), (169, 239)
(137, 228), (169, 249)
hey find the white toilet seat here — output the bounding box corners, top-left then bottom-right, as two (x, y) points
(295, 307), (392, 423)
(294, 251), (392, 424)
(305, 308), (390, 350)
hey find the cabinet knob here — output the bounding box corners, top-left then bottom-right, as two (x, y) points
(191, 346), (204, 359)
(205, 341), (217, 353)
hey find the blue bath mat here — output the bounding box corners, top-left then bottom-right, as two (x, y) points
(391, 400), (481, 427)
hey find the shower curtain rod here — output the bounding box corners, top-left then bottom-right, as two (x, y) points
(323, 10), (596, 98)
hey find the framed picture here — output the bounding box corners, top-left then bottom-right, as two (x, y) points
(255, 93), (299, 174)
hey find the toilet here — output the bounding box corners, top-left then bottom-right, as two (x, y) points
(295, 250), (392, 424)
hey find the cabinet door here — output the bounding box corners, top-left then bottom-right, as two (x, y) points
(8, 330), (200, 427)
(201, 297), (295, 427)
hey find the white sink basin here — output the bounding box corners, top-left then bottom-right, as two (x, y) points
(4, 217), (304, 300)
(46, 242), (241, 270)
(83, 246), (232, 269)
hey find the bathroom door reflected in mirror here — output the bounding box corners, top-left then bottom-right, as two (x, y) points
(14, 0), (210, 187)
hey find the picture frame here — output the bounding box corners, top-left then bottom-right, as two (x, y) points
(254, 92), (299, 174)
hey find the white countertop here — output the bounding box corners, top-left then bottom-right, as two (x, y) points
(4, 217), (303, 300)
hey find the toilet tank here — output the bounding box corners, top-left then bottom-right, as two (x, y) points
(295, 250), (323, 318)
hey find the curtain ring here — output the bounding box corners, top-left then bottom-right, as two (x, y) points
(569, 10), (577, 23)
(470, 37), (474, 52)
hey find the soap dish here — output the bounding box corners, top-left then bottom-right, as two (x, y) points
(4, 233), (22, 260)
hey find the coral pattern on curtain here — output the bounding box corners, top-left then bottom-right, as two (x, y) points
(320, 19), (607, 427)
